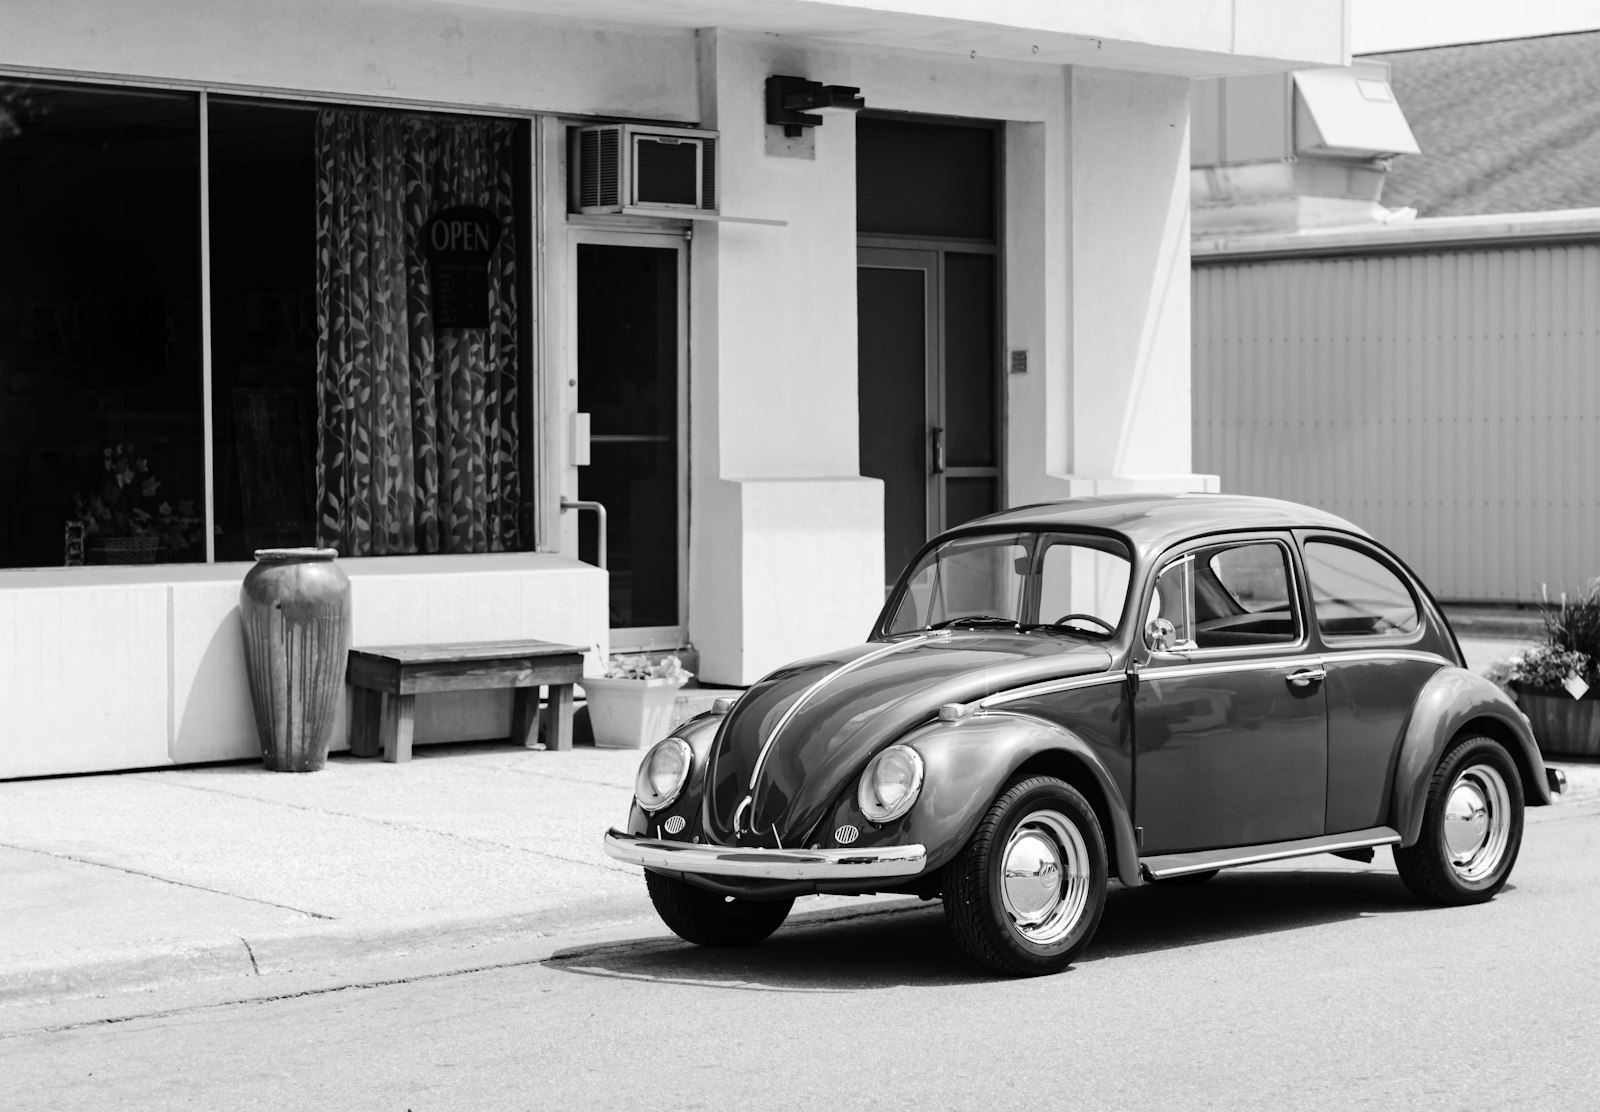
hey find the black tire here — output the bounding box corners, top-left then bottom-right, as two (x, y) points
(1394, 734), (1524, 906)
(1150, 869), (1220, 886)
(645, 872), (794, 947)
(943, 775), (1108, 977)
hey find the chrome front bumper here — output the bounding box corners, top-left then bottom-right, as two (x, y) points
(602, 829), (926, 881)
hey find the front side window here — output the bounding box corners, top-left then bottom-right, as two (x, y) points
(1305, 540), (1420, 639)
(886, 531), (1131, 636)
(1146, 540), (1299, 652)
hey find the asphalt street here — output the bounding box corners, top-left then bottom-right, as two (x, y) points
(5, 798), (1598, 1112)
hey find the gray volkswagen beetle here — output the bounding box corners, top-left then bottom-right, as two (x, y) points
(604, 494), (1564, 976)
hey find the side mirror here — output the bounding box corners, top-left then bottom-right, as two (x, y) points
(1145, 616), (1176, 653)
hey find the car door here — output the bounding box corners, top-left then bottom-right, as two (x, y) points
(1133, 533), (1328, 854)
(1299, 533), (1450, 834)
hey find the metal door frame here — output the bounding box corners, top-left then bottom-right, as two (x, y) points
(565, 228), (690, 651)
(858, 240), (1003, 540)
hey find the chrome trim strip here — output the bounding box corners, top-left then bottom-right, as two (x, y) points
(746, 635), (934, 790)
(602, 831), (927, 880)
(1319, 649), (1451, 667)
(1140, 826), (1401, 879)
(1142, 654), (1325, 682)
(984, 650), (1451, 705)
(979, 672), (1125, 709)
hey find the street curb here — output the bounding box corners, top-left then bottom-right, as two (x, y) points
(7, 775), (1596, 1010)
(0, 892), (656, 1009)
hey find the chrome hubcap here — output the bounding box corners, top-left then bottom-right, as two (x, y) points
(999, 809), (1090, 946)
(1443, 763), (1511, 883)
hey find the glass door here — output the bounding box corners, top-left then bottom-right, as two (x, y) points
(571, 234), (687, 648)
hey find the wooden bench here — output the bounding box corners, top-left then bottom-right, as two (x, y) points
(346, 639), (585, 763)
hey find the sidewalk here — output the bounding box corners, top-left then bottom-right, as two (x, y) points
(3, 633), (1597, 1012)
(0, 743), (660, 1008)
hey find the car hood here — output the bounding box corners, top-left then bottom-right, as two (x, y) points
(703, 631), (1115, 847)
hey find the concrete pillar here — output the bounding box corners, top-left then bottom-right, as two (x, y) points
(1009, 66), (1218, 502)
(688, 30), (885, 685)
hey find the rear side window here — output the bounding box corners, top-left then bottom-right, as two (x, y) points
(1304, 541), (1419, 639)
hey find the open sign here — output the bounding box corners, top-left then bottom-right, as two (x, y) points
(422, 206), (502, 329)
(423, 206), (501, 258)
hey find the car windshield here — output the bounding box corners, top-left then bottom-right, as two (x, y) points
(884, 531), (1132, 638)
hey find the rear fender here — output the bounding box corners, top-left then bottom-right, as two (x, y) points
(882, 711), (1141, 887)
(1393, 667), (1550, 847)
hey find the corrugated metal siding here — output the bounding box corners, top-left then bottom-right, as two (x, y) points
(1193, 244), (1600, 602)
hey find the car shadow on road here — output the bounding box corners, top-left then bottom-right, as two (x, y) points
(544, 864), (1439, 992)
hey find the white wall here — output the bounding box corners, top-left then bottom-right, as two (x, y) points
(0, 557), (606, 780)
(0, 0), (1318, 747)
(1007, 66), (1219, 503)
(0, 0), (699, 120)
(1194, 242), (1600, 602)
(687, 30), (1100, 684)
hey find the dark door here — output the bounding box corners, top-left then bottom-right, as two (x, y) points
(858, 248), (935, 580)
(857, 116), (1001, 588)
(1134, 537), (1329, 854)
(575, 242), (681, 634)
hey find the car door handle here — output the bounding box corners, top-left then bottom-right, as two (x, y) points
(1286, 668), (1327, 688)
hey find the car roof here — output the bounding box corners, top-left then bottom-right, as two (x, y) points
(950, 493), (1368, 559)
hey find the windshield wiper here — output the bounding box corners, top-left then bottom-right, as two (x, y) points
(931, 615), (1019, 630)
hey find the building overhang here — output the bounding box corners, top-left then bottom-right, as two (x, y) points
(413, 0), (1351, 77)
(1193, 206), (1600, 262)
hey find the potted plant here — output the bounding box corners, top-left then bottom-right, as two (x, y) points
(1485, 580), (1600, 757)
(76, 444), (205, 564)
(582, 653), (692, 749)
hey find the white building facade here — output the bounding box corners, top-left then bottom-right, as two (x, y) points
(0, 0), (1348, 778)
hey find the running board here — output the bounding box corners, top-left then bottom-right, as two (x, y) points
(1139, 826), (1402, 881)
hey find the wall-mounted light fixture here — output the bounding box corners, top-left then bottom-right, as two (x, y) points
(765, 75), (866, 138)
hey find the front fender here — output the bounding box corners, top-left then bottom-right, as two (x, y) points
(1393, 667), (1550, 847)
(835, 710), (1140, 887)
(621, 708), (726, 837)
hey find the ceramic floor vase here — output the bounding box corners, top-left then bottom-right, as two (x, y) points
(1514, 685), (1600, 758)
(240, 548), (352, 772)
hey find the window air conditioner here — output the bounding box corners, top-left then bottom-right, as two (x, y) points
(572, 124), (719, 216)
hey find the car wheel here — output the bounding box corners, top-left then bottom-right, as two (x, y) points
(943, 775), (1108, 977)
(1394, 734), (1524, 905)
(644, 871), (794, 947)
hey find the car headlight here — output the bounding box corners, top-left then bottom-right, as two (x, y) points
(857, 744), (925, 824)
(634, 737), (693, 813)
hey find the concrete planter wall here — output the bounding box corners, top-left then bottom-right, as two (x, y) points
(1514, 685), (1600, 758)
(582, 675), (689, 750)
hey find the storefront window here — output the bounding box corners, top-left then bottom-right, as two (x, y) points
(312, 107), (525, 556)
(0, 79), (532, 569)
(207, 98), (318, 560)
(0, 82), (203, 568)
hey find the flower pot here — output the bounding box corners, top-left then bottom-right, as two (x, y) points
(1513, 684), (1600, 758)
(581, 674), (690, 749)
(239, 548), (352, 772)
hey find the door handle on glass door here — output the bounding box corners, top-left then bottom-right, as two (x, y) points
(1286, 668), (1326, 687)
(931, 427), (945, 474)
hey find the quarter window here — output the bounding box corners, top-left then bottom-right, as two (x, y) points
(1304, 541), (1419, 638)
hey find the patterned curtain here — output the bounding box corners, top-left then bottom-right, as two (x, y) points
(314, 108), (521, 556)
